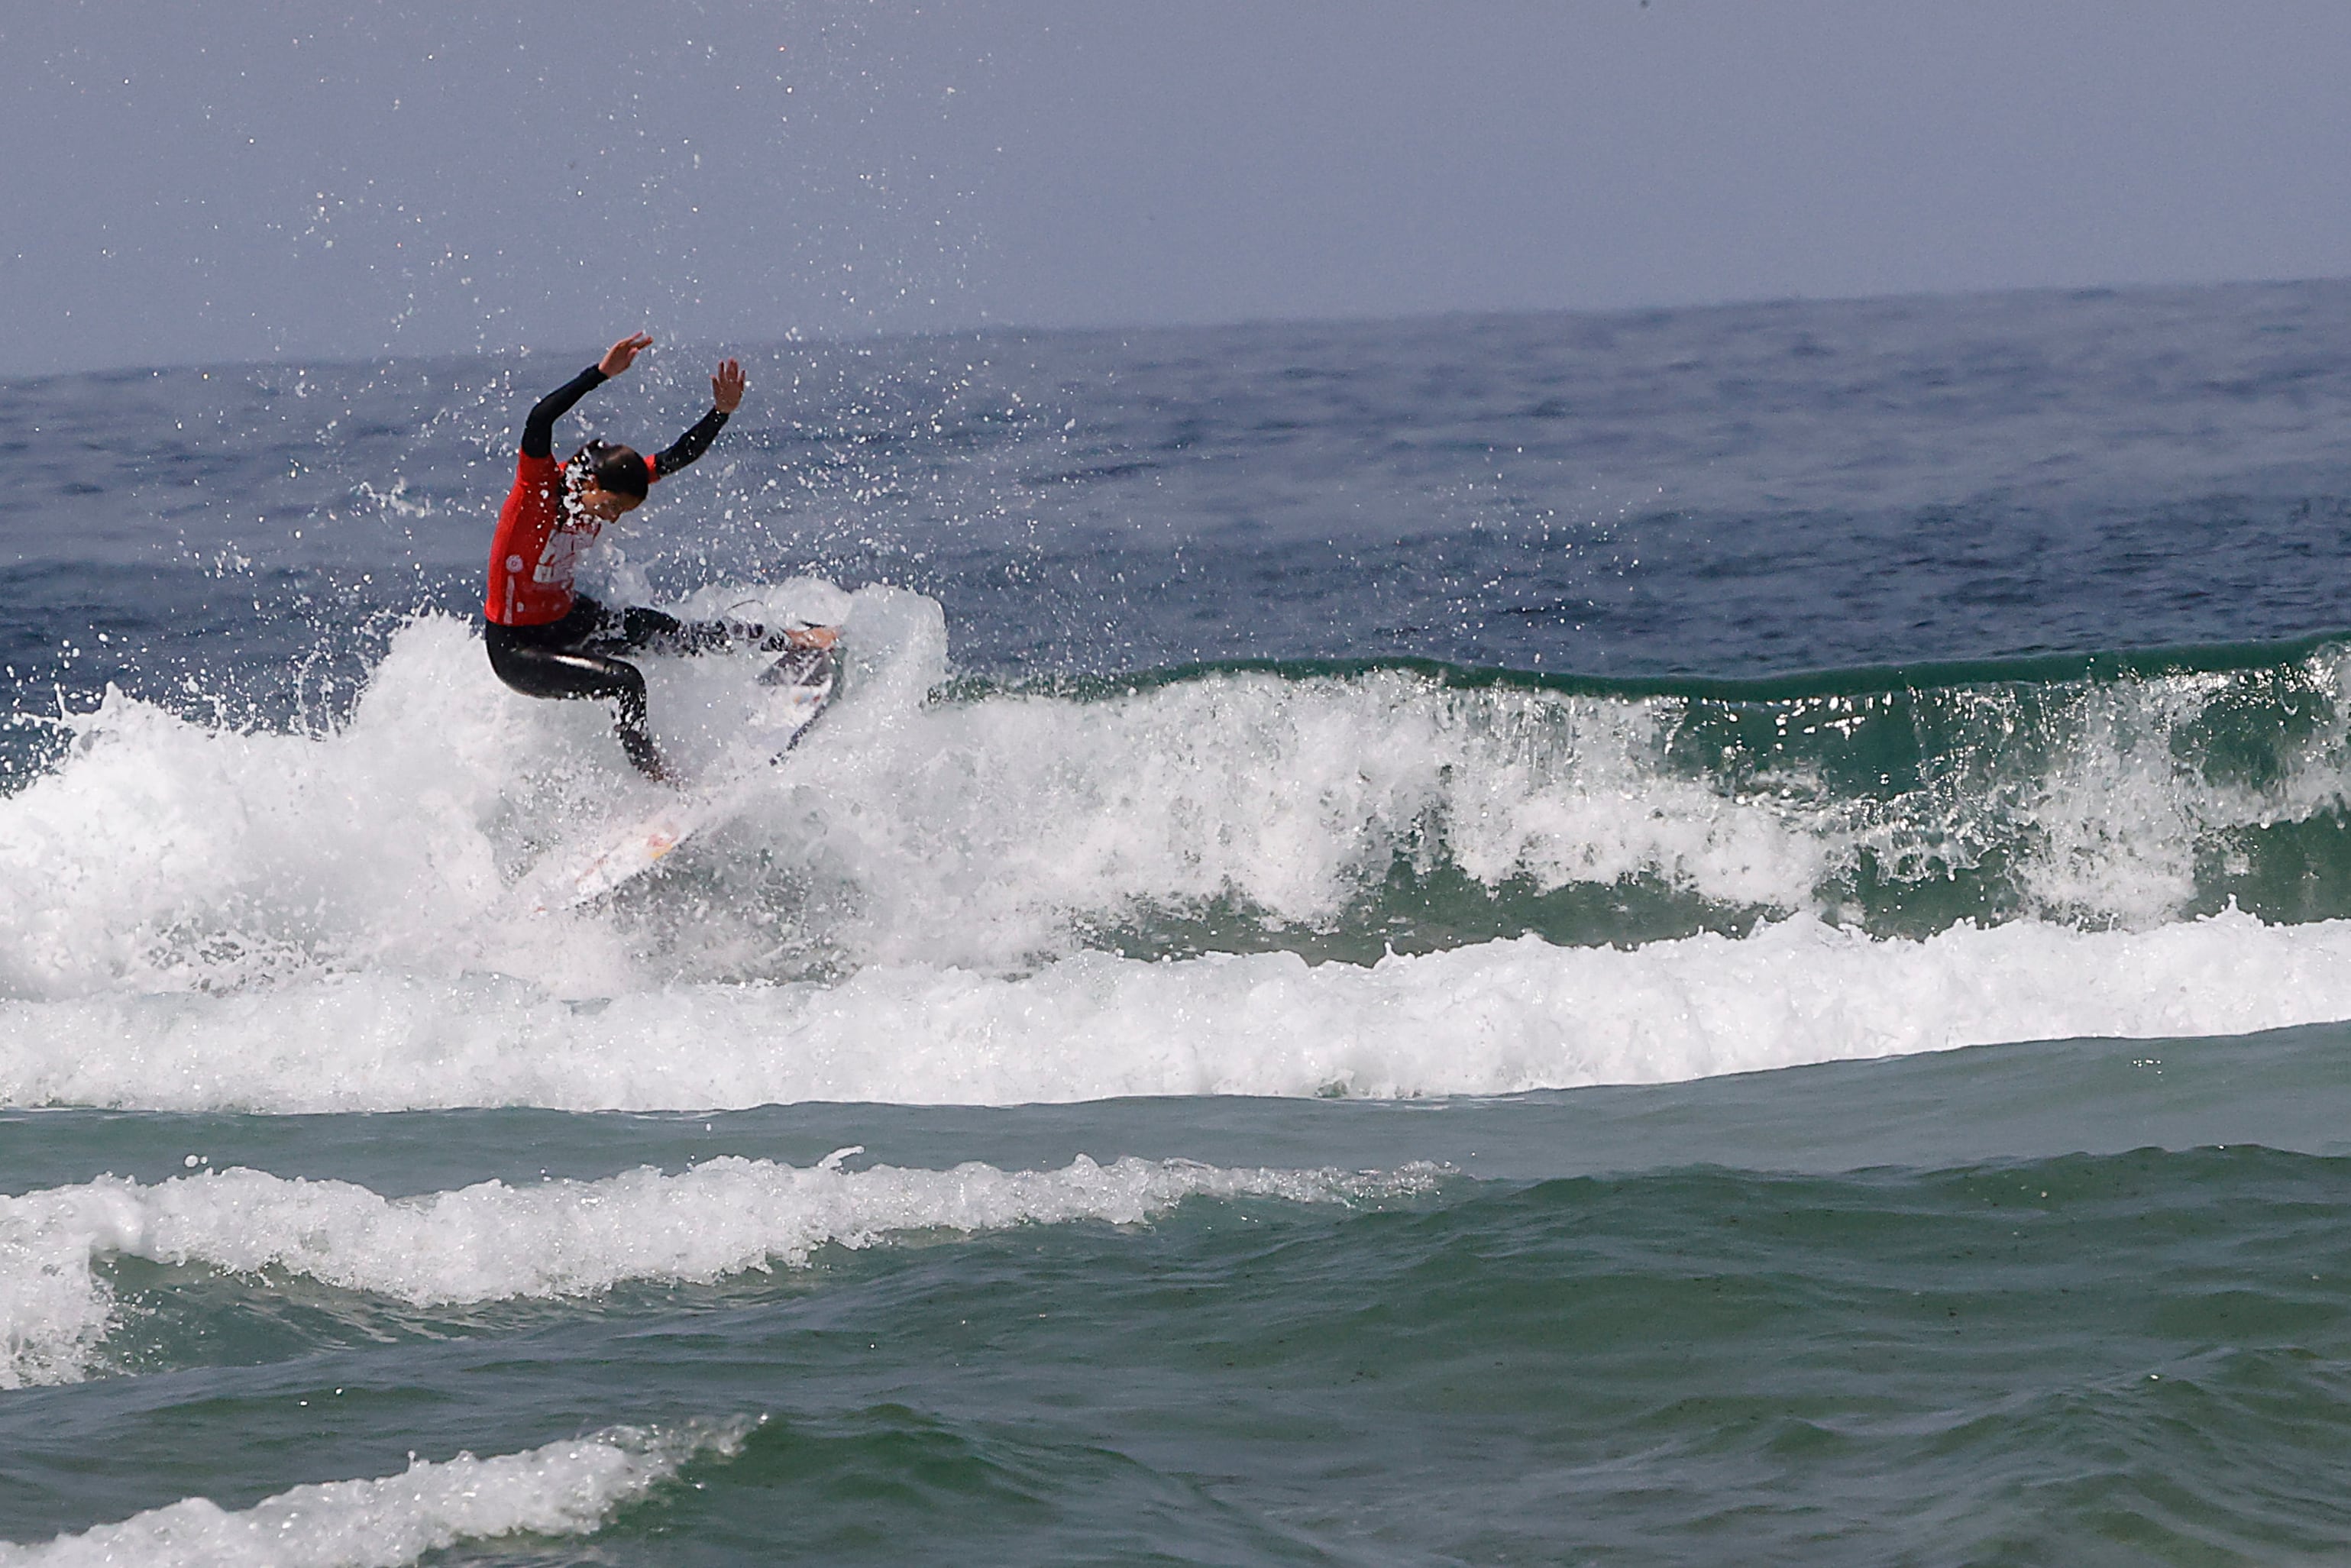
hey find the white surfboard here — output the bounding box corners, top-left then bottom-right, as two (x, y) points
(529, 642), (836, 913)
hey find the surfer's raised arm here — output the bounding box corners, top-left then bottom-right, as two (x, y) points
(516, 332), (652, 461)
(647, 357), (745, 481)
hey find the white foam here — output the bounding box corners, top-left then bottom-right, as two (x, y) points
(0, 1419), (751, 1566)
(0, 1153), (1432, 1388)
(715, 652), (1823, 970)
(2, 909), (2349, 1117)
(8, 584), (2351, 1136)
(10, 588), (2348, 1005)
(0, 584), (879, 1002)
(741, 641), (2351, 965)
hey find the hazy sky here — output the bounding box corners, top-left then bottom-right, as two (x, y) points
(8, 1), (2351, 375)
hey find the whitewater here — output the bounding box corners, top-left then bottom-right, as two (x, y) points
(8, 584), (2351, 1111)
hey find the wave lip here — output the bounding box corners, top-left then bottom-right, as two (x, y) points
(0, 1418), (752, 1566)
(0, 1154), (1437, 1388)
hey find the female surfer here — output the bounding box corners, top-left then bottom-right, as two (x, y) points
(481, 331), (836, 782)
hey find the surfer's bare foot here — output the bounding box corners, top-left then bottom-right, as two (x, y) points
(761, 625), (838, 652)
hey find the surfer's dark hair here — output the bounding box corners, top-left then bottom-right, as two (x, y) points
(570, 440), (652, 499)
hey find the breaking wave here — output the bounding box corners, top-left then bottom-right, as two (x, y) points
(5, 580), (2351, 1113)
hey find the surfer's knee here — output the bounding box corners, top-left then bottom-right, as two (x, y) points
(487, 635), (577, 703)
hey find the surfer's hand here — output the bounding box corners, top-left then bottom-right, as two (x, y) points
(787, 626), (838, 651)
(600, 332), (654, 377)
(712, 358), (745, 413)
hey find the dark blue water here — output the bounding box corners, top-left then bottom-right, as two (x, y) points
(6, 281), (2351, 1564)
(11, 283), (2351, 729)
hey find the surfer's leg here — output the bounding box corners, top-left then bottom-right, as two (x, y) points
(601, 606), (764, 657)
(591, 664), (668, 780)
(485, 627), (671, 781)
(587, 602), (820, 659)
(634, 612), (836, 655)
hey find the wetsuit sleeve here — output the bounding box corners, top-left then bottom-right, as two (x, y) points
(519, 366), (609, 459)
(651, 406), (730, 480)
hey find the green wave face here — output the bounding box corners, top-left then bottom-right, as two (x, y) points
(1006, 638), (2351, 961)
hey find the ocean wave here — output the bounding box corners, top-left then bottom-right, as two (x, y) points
(0, 1419), (752, 1566)
(5, 910), (2349, 1117)
(0, 1153), (1434, 1388)
(6, 588), (2351, 1001)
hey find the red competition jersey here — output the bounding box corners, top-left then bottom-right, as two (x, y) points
(483, 454), (608, 626)
(483, 362), (726, 626)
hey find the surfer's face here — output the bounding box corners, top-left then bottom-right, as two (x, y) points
(571, 484), (643, 523)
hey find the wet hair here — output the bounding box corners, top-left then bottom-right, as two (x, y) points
(569, 439), (651, 500)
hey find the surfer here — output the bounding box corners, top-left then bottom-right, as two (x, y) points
(482, 332), (836, 782)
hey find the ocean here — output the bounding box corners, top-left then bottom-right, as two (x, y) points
(5, 280), (2351, 1563)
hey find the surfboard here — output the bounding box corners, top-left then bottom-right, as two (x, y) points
(528, 641), (837, 913)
